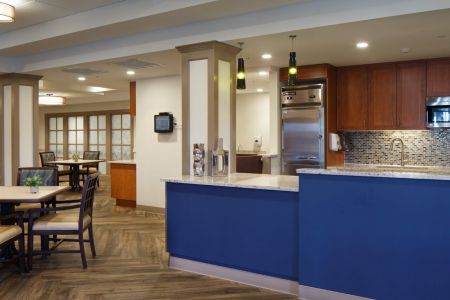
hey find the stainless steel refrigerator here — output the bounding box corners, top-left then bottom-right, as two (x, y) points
(281, 83), (325, 175)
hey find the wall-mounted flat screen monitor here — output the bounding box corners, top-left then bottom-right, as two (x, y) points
(154, 112), (174, 133)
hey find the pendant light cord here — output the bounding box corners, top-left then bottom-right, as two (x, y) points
(289, 35), (297, 51)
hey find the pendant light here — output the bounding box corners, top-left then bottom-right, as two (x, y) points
(237, 42), (246, 90)
(288, 35), (298, 86)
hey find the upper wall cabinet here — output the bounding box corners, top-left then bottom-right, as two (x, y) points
(397, 62), (426, 129)
(279, 63), (330, 81)
(427, 59), (450, 96)
(337, 66), (368, 130)
(337, 59), (436, 131)
(367, 64), (397, 129)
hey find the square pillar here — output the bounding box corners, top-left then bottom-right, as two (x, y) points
(0, 73), (42, 185)
(177, 41), (240, 175)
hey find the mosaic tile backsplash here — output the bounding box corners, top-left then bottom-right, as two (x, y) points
(344, 130), (450, 167)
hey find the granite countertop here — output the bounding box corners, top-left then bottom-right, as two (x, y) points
(297, 164), (450, 181)
(236, 151), (278, 158)
(108, 160), (136, 165)
(161, 173), (298, 192)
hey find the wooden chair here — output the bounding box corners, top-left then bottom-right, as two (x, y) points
(27, 173), (99, 270)
(0, 212), (25, 273)
(39, 151), (73, 184)
(81, 151), (100, 187)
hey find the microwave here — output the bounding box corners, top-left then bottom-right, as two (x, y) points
(426, 97), (450, 128)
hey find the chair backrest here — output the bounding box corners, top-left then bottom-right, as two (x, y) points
(83, 151), (100, 168)
(17, 167), (58, 186)
(79, 173), (99, 226)
(39, 152), (56, 167)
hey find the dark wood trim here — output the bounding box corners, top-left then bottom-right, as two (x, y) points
(0, 84), (4, 185)
(130, 81), (136, 116)
(11, 84), (20, 184)
(116, 199), (136, 208)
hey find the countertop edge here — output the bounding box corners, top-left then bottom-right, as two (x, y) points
(108, 160), (136, 165)
(296, 168), (450, 181)
(161, 175), (299, 192)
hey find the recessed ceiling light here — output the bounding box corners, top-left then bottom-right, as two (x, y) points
(257, 88), (264, 92)
(126, 70), (135, 75)
(258, 71), (268, 76)
(261, 53), (272, 59)
(77, 76), (86, 81)
(356, 42), (369, 49)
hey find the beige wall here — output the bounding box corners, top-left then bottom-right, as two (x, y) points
(38, 100), (129, 151)
(236, 92), (271, 153)
(135, 75), (182, 208)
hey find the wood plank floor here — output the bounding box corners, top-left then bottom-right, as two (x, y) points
(0, 178), (296, 300)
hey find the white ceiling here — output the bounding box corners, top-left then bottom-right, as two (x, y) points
(0, 0), (126, 34)
(34, 8), (450, 104)
(232, 9), (450, 68)
(0, 0), (306, 56)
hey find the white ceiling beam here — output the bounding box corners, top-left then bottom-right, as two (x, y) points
(0, 0), (217, 50)
(10, 0), (450, 73)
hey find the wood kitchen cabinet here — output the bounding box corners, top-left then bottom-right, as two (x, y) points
(367, 64), (397, 129)
(111, 162), (136, 207)
(337, 66), (368, 130)
(427, 58), (450, 96)
(396, 61), (426, 129)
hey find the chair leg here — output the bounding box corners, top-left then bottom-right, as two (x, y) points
(41, 235), (49, 257)
(79, 233), (87, 269)
(27, 227), (33, 270)
(88, 224), (96, 257)
(18, 235), (25, 273)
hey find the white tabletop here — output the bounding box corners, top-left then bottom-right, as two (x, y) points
(47, 159), (104, 166)
(0, 186), (70, 203)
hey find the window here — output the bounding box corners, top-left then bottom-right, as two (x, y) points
(111, 113), (132, 160)
(48, 117), (64, 159)
(68, 116), (85, 157)
(88, 115), (107, 174)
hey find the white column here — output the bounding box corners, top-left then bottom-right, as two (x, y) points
(189, 59), (209, 174)
(218, 60), (231, 168)
(19, 85), (34, 168)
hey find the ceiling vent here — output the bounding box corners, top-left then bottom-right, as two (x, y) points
(111, 58), (161, 69)
(62, 67), (107, 75)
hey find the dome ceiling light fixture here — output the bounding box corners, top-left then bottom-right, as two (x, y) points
(39, 94), (65, 106)
(0, 2), (15, 23)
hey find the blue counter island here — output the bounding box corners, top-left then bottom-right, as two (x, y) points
(163, 168), (450, 300)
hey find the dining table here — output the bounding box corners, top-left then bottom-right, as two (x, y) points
(47, 159), (104, 191)
(0, 185), (70, 260)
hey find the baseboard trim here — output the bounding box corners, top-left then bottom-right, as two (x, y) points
(136, 205), (165, 214)
(298, 285), (374, 300)
(169, 256), (299, 296)
(169, 256), (374, 300)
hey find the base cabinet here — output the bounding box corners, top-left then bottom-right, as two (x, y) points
(110, 163), (136, 207)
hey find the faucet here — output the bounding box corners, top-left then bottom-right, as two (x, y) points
(390, 138), (407, 167)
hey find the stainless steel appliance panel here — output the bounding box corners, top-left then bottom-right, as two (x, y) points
(281, 84), (324, 107)
(426, 96), (450, 128)
(281, 107), (324, 174)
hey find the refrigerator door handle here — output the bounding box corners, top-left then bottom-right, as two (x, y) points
(295, 155), (318, 160)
